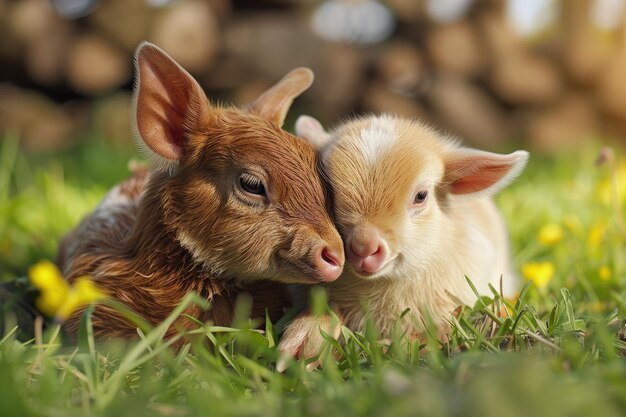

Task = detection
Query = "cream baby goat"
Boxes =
[278,114,528,366]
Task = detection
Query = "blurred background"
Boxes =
[2,0,626,154]
[2,0,626,278]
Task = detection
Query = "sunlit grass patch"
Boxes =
[498,147,625,308]
[0,137,625,417]
[0,134,132,280]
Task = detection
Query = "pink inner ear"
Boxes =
[444,149,528,196]
[136,95,186,160]
[134,43,208,161]
[447,160,512,194]
[295,115,330,149]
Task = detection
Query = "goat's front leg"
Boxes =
[276,309,343,372]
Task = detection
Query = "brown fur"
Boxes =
[58,44,343,343]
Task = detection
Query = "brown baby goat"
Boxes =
[57,42,344,341]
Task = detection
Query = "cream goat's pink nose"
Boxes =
[314,245,344,282]
[348,227,387,274]
[350,239,380,259]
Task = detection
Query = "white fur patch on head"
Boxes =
[358,115,398,166]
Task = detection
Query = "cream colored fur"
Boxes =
[325,197,512,336]
[278,114,527,366]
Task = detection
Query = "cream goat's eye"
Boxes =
[239,174,265,196]
[414,190,428,205]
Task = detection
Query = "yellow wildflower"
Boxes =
[522,261,555,290]
[28,260,105,321]
[29,260,70,317]
[54,277,105,320]
[590,301,607,313]
[587,222,606,249]
[598,266,611,281]
[538,223,563,245]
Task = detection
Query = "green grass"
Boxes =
[1,133,625,417]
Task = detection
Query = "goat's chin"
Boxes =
[267,264,328,285]
[275,275,323,285]
[220,260,328,285]
[347,255,399,281]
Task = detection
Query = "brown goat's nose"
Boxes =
[314,245,344,282]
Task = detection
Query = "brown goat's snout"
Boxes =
[312,243,344,282]
[282,229,345,283]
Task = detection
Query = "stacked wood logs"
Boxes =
[0,0,624,152]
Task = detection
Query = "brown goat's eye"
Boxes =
[239,174,266,196]
[413,190,428,205]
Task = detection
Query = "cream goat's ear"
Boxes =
[295,115,332,149]
[248,67,314,127]
[444,149,529,197]
[132,41,211,167]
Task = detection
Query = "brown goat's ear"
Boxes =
[248,67,314,127]
[132,41,211,168]
[444,149,529,197]
[295,115,332,149]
